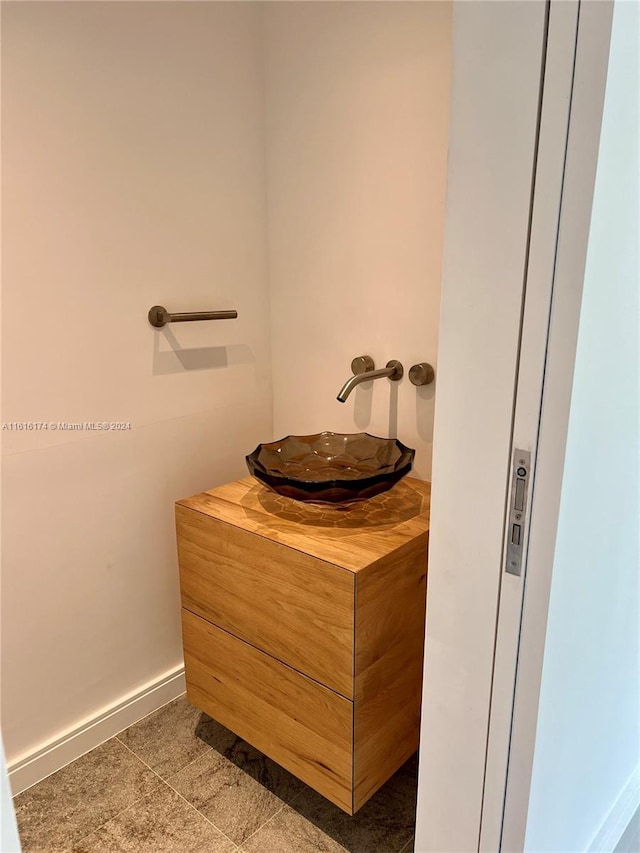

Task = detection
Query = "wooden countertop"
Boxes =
[177,475,430,573]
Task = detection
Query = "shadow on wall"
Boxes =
[353,374,436,449]
[352,380,402,437]
[151,326,255,374]
[416,382,436,444]
[353,383,373,431]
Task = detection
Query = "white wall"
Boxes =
[1,1,271,771]
[263,1,451,481]
[525,2,640,849]
[2,0,452,784]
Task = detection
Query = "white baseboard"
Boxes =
[8,665,185,796]
[588,765,640,853]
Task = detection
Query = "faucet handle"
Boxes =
[409,362,435,386]
[350,355,375,374]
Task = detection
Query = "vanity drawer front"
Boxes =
[176,505,355,698]
[182,608,354,813]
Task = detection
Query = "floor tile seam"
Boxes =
[163,760,304,849]
[114,733,214,782]
[236,799,351,853]
[155,745,307,844]
[24,739,172,852]
[113,730,295,848]
[285,785,305,807]
[234,799,291,850]
[115,737,239,848]
[397,837,415,853]
[152,739,300,841]
[67,788,167,852]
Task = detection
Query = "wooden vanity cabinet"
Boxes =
[175,476,430,814]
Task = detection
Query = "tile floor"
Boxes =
[14,695,417,853]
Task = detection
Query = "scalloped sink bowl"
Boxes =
[246,432,415,504]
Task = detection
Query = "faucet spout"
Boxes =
[337,360,403,403]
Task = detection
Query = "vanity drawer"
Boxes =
[182,608,354,813]
[176,505,355,698]
[176,477,431,814]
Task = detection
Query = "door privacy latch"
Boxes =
[506,449,531,576]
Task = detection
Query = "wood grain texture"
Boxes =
[181,609,354,813]
[176,476,430,814]
[177,476,430,573]
[353,535,428,810]
[176,505,355,698]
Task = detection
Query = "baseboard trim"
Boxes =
[8,665,185,796]
[588,765,640,853]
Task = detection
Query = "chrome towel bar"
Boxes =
[148,305,238,328]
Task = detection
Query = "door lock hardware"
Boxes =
[506,449,531,576]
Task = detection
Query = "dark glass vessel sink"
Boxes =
[246,432,415,504]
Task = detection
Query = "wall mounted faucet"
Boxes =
[337,356,403,403]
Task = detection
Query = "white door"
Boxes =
[495,1,638,850]
[415,1,617,850]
